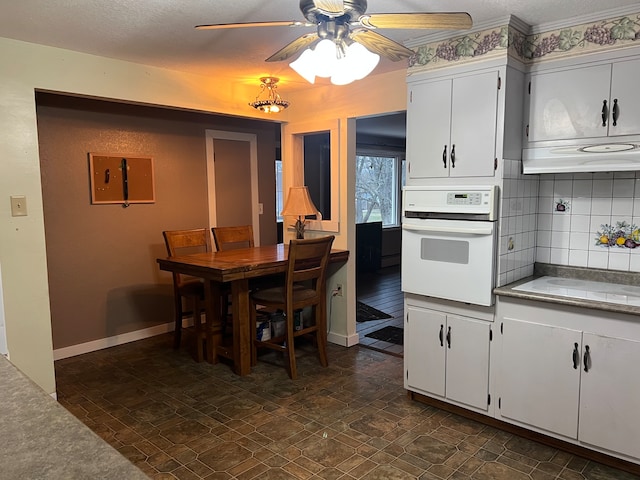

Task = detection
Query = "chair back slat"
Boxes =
[163,229,210,286]
[212,225,255,251]
[286,236,334,306]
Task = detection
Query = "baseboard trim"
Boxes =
[53,321,184,360]
[328,331,360,347]
[408,391,640,477]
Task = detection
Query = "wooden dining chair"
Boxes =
[162,228,219,362]
[211,225,256,332]
[212,225,254,251]
[249,235,335,379]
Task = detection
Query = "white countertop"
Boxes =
[512,276,640,308]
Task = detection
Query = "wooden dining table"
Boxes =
[157,243,349,376]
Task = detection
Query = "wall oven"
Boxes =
[401,186,499,306]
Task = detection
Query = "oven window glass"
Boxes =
[420,238,469,264]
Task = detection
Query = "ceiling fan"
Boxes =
[195,0,472,63]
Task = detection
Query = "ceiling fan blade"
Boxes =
[266,33,320,62]
[195,20,311,30]
[314,0,345,15]
[350,29,414,62]
[358,12,472,30]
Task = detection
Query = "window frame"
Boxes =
[355,146,406,229]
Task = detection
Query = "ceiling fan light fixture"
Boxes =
[289,49,317,83]
[313,39,339,77]
[289,38,380,85]
[249,76,290,113]
[335,42,380,84]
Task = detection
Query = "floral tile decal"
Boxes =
[409,12,640,72]
[595,221,639,249]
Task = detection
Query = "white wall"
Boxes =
[0,36,407,393]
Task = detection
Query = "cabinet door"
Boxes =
[407,79,452,179]
[528,64,611,142]
[405,306,446,397]
[445,315,491,411]
[609,58,640,137]
[449,71,498,177]
[579,333,640,460]
[499,318,581,438]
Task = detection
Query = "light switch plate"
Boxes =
[10,195,27,217]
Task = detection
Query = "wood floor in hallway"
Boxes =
[356,265,403,356]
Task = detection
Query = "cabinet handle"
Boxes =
[451,144,456,168]
[612,99,619,126]
[442,145,447,168]
[446,326,451,349]
[583,345,591,372]
[439,324,444,347]
[601,100,608,126]
[572,343,579,369]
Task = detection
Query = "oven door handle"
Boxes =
[402,224,493,235]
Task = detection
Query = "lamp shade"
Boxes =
[280,186,319,217]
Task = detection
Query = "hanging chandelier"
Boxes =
[249,77,290,113]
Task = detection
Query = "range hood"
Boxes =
[522,142,640,174]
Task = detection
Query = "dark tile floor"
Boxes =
[55,333,640,480]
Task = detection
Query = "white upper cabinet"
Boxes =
[407,69,499,179]
[527,57,640,143]
[609,58,640,137]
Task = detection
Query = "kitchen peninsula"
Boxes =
[0,356,147,479]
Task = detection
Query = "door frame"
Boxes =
[205,129,260,246]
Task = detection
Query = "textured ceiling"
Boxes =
[1,0,639,93]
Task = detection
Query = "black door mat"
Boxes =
[365,325,403,345]
[356,301,392,322]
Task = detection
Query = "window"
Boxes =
[355,151,405,227]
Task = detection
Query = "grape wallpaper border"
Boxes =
[408,12,640,72]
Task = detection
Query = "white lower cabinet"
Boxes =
[579,333,640,460]
[499,318,581,438]
[496,298,640,464]
[405,304,492,412]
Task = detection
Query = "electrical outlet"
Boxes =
[335,284,343,296]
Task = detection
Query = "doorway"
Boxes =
[354,112,406,355]
[205,130,260,245]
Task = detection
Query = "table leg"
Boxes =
[203,280,221,364]
[231,279,251,376]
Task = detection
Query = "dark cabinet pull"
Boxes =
[446,326,451,349]
[612,99,619,126]
[451,144,456,168]
[601,100,608,126]
[442,145,447,168]
[572,343,579,369]
[583,345,591,372]
[439,324,444,347]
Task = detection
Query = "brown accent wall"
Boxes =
[36,94,278,350]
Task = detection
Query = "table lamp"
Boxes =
[280,186,319,239]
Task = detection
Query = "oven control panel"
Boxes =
[446,192,484,206]
[402,185,499,220]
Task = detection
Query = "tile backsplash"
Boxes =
[497,165,640,287]
[536,171,640,273]
[498,159,539,286]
